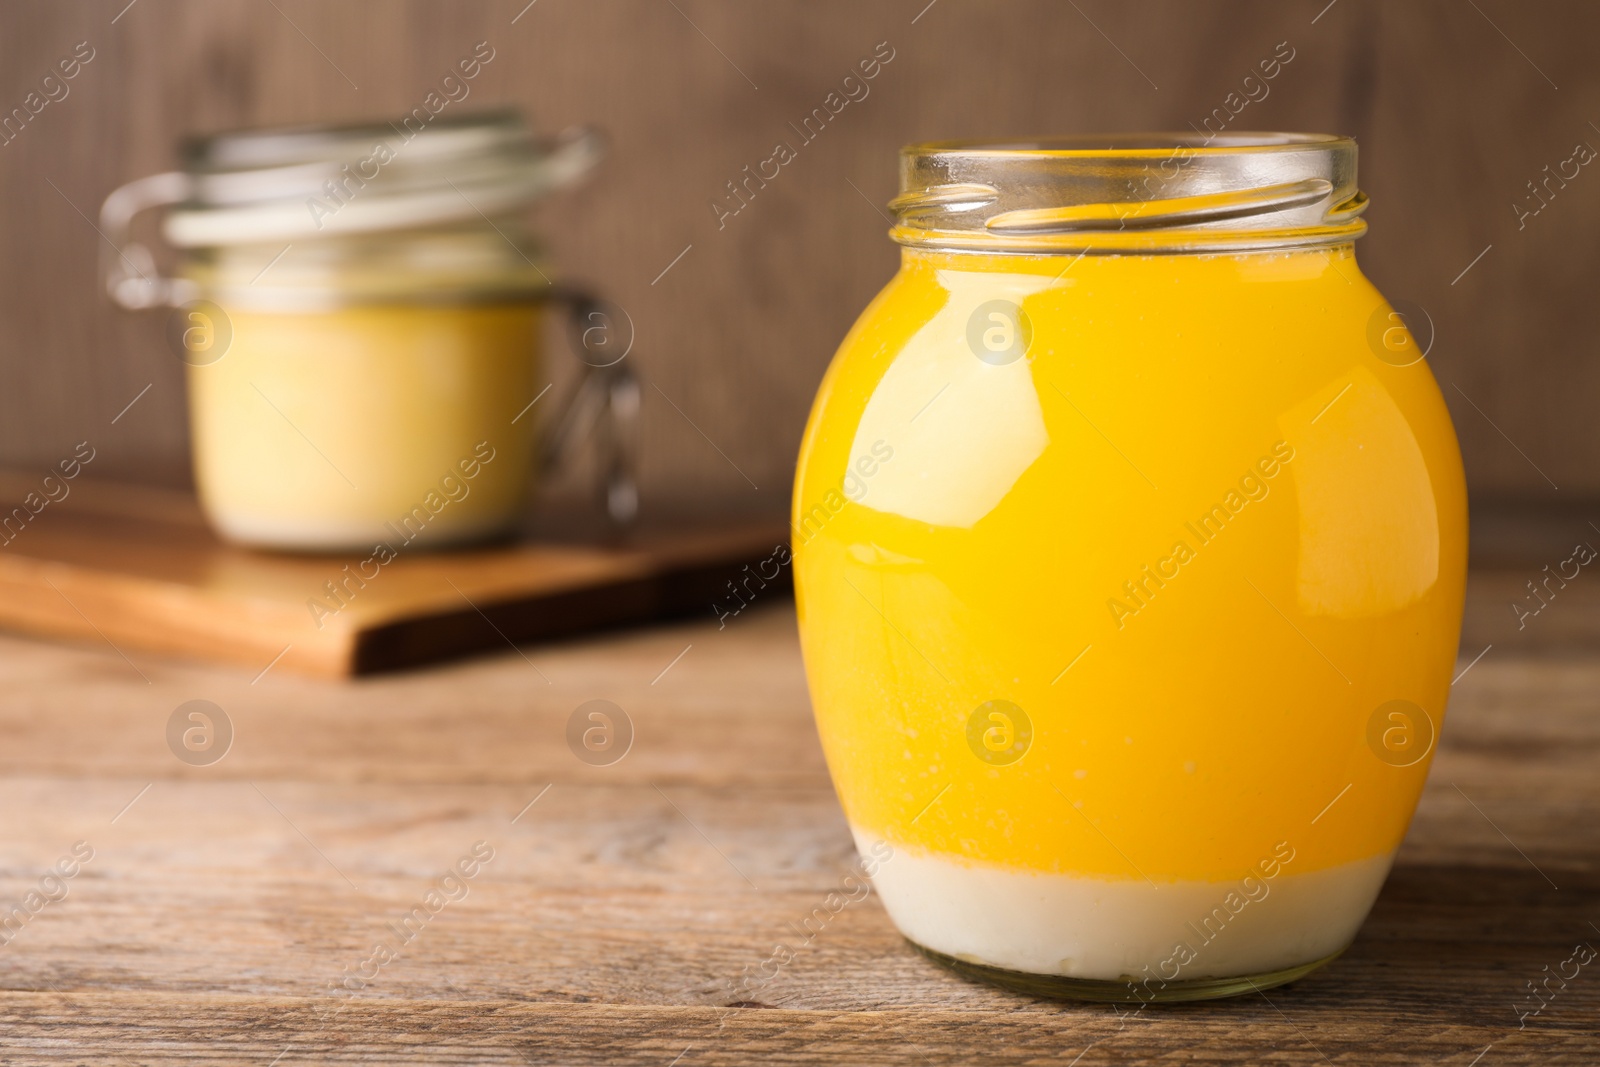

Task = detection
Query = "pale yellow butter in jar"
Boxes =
[190,300,536,548]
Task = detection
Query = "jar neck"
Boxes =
[899,243,1360,272]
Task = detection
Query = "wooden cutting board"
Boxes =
[0,472,789,678]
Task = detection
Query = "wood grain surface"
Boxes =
[0,472,788,678]
[1,0,1597,510]
[0,567,1595,1063]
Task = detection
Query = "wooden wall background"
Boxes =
[0,0,1592,517]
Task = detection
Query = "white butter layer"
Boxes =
[854,827,1393,983]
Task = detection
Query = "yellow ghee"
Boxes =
[793,245,1466,980]
[189,302,540,550]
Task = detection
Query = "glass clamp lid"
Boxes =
[99,108,604,309]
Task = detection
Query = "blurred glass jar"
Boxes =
[101,109,636,551]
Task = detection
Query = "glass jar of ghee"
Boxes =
[101,109,630,550]
[793,134,1467,1001]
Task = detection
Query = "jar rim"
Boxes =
[181,107,529,173]
[891,131,1365,254]
[904,131,1352,158]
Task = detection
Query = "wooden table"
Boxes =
[0,566,1595,1064]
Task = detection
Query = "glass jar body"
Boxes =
[792,245,1467,999]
